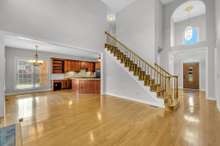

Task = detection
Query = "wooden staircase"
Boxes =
[105,32,179,110]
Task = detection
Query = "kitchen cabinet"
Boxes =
[95,62,101,70]
[53,79,71,90]
[72,78,100,94]
[64,60,80,72]
[71,61,81,72]
[88,62,95,72]
[80,61,88,70]
[62,59,96,73]
[52,59,64,74]
[80,61,95,72]
[64,60,71,73]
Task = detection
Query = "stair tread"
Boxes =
[105,43,179,111]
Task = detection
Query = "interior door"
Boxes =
[183,63,199,89]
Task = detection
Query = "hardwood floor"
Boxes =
[1,89,220,146]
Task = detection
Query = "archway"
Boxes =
[170,0,206,47]
[169,0,208,92]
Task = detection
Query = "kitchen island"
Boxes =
[71,78,100,94]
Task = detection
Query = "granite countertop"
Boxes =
[70,77,101,80]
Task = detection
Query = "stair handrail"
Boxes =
[105,32,179,108]
[154,63,174,77]
[105,32,167,78]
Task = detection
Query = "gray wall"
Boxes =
[0,0,107,52]
[174,15,206,46]
[116,0,159,63]
[215,0,220,110]
[5,47,95,95]
[160,0,216,100]
[155,0,164,63]
[0,35,5,117]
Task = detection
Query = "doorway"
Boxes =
[183,63,200,89]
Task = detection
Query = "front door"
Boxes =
[183,63,199,89]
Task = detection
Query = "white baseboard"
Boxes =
[6,89,52,96]
[207,97,216,101]
[104,92,165,108]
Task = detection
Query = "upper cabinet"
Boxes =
[63,60,95,73]
[72,61,81,72]
[64,60,71,73]
[52,59,64,74]
[95,62,101,70]
[88,62,95,72]
[80,61,95,72]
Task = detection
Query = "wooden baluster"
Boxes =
[176,76,178,99]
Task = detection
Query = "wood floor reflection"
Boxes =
[1,89,220,146]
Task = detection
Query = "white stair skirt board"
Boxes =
[105,50,165,108]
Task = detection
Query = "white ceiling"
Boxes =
[4,35,99,60]
[101,0,137,13]
[172,1,206,23]
[101,0,175,13]
[160,0,175,4]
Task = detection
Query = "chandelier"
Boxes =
[29,45,43,66]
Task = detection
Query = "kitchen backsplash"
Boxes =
[64,69,95,78]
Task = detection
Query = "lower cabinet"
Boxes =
[53,80,72,90]
[72,79,100,94]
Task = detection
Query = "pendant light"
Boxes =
[31,45,43,66]
[184,3,194,43]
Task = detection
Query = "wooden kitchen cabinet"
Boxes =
[80,61,95,72]
[53,80,71,90]
[88,62,95,72]
[61,80,72,89]
[95,62,101,70]
[64,60,81,72]
[72,79,100,94]
[80,61,88,70]
[64,60,71,73]
[71,61,81,72]
[62,59,96,73]
[52,59,64,74]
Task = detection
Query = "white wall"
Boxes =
[104,51,164,107]
[173,50,207,90]
[215,0,220,110]
[116,0,158,63]
[0,35,5,117]
[0,0,107,52]
[155,0,164,63]
[161,0,216,100]
[174,15,206,46]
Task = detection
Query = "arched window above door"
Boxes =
[183,26,199,45]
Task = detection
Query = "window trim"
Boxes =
[14,57,50,91]
[183,26,200,45]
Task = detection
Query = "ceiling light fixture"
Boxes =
[107,14,116,22]
[29,45,43,66]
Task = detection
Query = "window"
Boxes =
[16,59,49,90]
[183,26,199,45]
